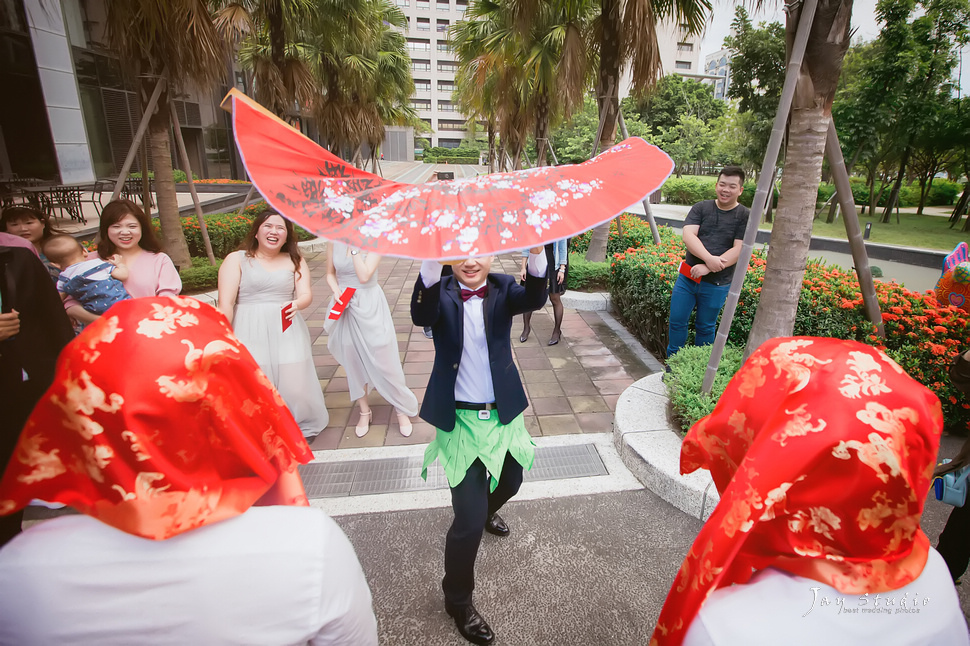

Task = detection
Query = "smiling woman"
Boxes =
[217,210,329,440]
[64,200,182,326]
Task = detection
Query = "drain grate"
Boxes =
[299,443,608,499]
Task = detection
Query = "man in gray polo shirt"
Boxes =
[666,166,749,360]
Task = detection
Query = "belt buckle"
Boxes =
[478,409,491,421]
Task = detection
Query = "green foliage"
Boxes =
[659,114,716,176]
[130,170,198,183]
[422,144,479,163]
[661,176,777,208]
[565,253,609,291]
[665,345,744,432]
[179,256,223,293]
[609,230,970,434]
[568,214,658,256]
[625,75,725,135]
[817,183,837,204]
[153,201,316,259]
[661,176,716,204]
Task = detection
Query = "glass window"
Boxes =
[675,61,691,70]
[414,79,431,91]
[677,41,693,52]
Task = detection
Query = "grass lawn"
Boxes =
[757,208,968,252]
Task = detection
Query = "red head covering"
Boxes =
[0,297,314,540]
[652,337,942,646]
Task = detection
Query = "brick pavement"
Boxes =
[300,251,652,451]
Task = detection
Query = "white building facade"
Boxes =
[704,48,732,100]
[393,0,472,157]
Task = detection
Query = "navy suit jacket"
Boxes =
[411,268,547,431]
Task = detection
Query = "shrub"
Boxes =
[569,214,658,256]
[131,170,198,183]
[661,177,715,205]
[179,256,223,293]
[738,181,778,209]
[816,183,836,205]
[152,201,316,259]
[566,253,609,291]
[609,230,970,434]
[665,344,744,432]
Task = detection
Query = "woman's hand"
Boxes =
[557,266,566,285]
[334,287,346,305]
[284,300,299,320]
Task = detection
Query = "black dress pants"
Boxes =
[938,502,970,582]
[443,452,523,608]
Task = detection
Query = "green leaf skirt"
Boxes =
[421,409,535,492]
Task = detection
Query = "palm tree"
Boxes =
[307,0,416,162]
[584,0,711,261]
[521,0,598,166]
[212,0,316,116]
[744,0,853,351]
[105,0,228,268]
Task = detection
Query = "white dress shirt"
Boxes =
[420,252,547,404]
[682,549,968,646]
[0,507,378,646]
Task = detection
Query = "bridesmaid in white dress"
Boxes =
[325,242,418,437]
[217,211,329,439]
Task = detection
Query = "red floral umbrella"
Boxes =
[224,89,674,260]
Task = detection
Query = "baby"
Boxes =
[42,235,131,317]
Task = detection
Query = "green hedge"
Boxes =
[569,214,659,256]
[661,177,779,208]
[609,226,970,434]
[424,155,479,164]
[179,256,223,292]
[153,201,316,259]
[565,253,609,291]
[665,344,744,432]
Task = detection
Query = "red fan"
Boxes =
[224,89,673,260]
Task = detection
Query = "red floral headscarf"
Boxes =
[652,337,942,646]
[0,297,314,540]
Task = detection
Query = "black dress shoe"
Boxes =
[446,604,494,645]
[484,513,510,537]
[547,333,561,346]
[519,330,529,343]
[424,326,433,339]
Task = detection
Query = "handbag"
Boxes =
[934,459,970,507]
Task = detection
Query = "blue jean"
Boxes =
[666,274,731,359]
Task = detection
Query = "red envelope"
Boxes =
[328,288,356,320]
[679,260,702,284]
[281,303,293,332]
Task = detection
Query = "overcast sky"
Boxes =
[698,0,969,95]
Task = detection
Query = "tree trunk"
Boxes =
[747,106,831,352]
[585,0,621,263]
[950,182,970,227]
[267,3,287,117]
[147,101,190,269]
[487,121,495,174]
[880,145,909,223]
[916,173,932,215]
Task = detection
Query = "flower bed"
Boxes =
[610,225,970,434]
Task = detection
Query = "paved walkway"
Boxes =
[299,250,651,451]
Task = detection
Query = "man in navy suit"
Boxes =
[412,247,547,645]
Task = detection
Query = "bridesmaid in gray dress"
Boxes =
[325,242,418,437]
[217,212,329,439]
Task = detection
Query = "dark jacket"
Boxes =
[411,268,547,431]
[0,246,74,468]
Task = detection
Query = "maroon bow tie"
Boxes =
[460,285,488,301]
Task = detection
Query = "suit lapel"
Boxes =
[482,274,497,340]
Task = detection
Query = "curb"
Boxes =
[612,372,719,521]
[562,290,610,311]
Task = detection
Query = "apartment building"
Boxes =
[618,20,703,98]
[397,0,471,153]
